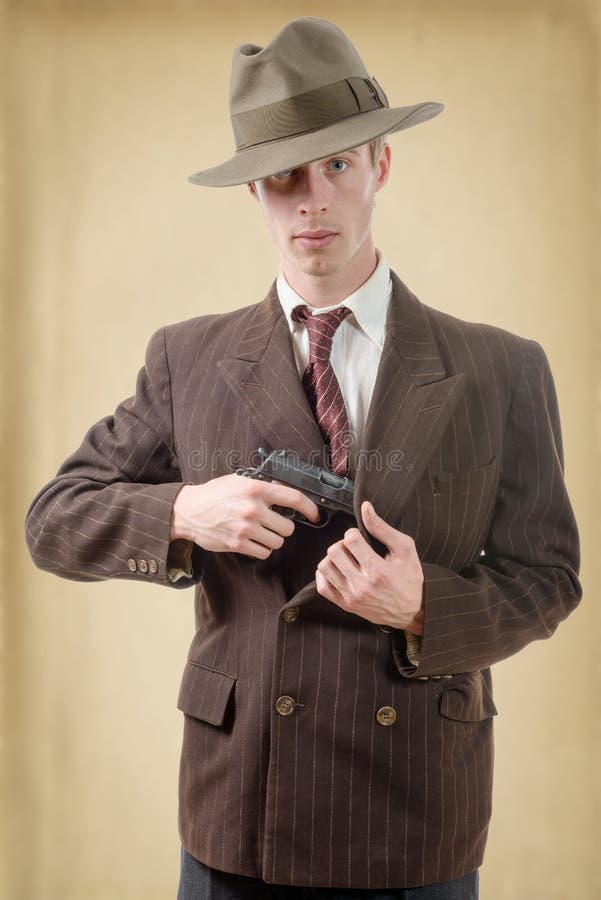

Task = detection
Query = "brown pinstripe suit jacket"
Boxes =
[25,270,581,889]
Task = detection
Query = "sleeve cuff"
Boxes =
[404,630,422,666]
[167,539,195,583]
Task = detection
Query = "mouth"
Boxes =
[293,230,338,249]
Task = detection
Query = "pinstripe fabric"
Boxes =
[24,270,581,889]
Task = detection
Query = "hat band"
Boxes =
[232,76,388,151]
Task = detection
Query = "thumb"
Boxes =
[361,500,391,536]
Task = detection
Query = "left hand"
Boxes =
[315,500,424,634]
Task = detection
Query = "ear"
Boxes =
[374,143,391,193]
[247,181,259,200]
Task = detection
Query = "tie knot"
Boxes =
[291,304,352,361]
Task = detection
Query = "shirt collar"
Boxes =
[276,249,391,349]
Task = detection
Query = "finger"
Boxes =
[250,523,289,550]
[266,481,321,523]
[325,542,361,582]
[236,537,280,560]
[317,555,348,596]
[316,568,347,606]
[341,527,376,567]
[260,506,296,538]
[230,519,289,554]
[360,501,408,551]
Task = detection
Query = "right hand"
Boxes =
[169,474,321,559]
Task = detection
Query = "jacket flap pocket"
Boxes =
[439,672,498,722]
[433,457,499,495]
[177,661,236,726]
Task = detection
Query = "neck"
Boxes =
[281,238,378,309]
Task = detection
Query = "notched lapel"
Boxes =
[218,283,325,461]
[354,272,466,549]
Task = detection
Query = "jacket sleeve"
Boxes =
[24,327,203,589]
[394,339,582,677]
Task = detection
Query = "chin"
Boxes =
[298,254,342,277]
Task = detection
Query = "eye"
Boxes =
[329,159,349,172]
[273,168,297,179]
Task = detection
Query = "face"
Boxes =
[247,141,391,286]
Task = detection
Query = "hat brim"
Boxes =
[187,101,444,188]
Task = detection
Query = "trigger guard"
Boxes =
[272,505,329,528]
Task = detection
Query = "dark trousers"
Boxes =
[177,848,479,900]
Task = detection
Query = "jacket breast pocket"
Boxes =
[432,457,499,498]
[177,660,236,727]
[438,671,498,722]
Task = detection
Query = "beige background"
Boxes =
[3,0,600,897]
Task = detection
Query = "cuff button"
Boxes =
[127,558,137,572]
[149,560,158,574]
[138,559,149,574]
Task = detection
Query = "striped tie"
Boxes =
[291,304,352,475]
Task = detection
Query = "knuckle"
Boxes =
[289,488,305,508]
[370,567,386,587]
[237,521,253,539]
[244,478,262,496]
[240,500,257,520]
[400,533,416,551]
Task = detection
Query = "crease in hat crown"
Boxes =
[230,18,369,115]
[188,17,444,188]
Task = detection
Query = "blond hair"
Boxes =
[368,134,388,166]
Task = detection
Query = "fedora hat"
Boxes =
[188,17,444,188]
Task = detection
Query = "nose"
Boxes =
[296,167,328,217]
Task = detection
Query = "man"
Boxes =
[25,16,581,900]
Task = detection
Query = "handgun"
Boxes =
[236,448,355,528]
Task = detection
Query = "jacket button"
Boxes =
[148,560,158,574]
[282,606,300,623]
[127,558,137,572]
[275,695,296,716]
[138,559,149,574]
[376,706,397,726]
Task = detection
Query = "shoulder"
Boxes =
[392,273,553,408]
[389,268,545,378]
[163,298,267,345]
[144,287,277,363]
[421,300,546,381]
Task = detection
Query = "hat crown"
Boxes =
[230,17,369,116]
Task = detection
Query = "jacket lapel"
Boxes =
[353,271,465,548]
[218,281,325,460]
